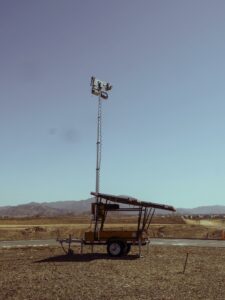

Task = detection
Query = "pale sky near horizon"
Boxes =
[1,0,225,208]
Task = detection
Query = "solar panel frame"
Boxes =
[91,192,176,212]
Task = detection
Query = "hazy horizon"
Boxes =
[0,196,225,210]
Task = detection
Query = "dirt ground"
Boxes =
[0,245,224,300]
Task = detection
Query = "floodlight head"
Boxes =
[90,76,112,99]
[90,76,95,86]
[92,88,99,96]
[101,91,108,99]
[106,83,112,91]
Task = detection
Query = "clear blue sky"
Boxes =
[1,0,225,208]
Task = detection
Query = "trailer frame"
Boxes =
[58,192,175,257]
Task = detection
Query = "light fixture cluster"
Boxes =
[90,76,112,100]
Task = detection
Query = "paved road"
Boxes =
[0,238,225,249]
[151,238,225,247]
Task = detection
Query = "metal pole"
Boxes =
[138,236,142,258]
[94,95,102,235]
[183,253,189,274]
[96,95,101,196]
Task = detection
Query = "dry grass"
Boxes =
[0,216,224,241]
[0,215,185,226]
[0,245,224,299]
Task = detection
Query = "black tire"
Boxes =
[107,240,124,257]
[123,243,131,255]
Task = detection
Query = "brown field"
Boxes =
[0,215,185,225]
[0,245,225,300]
[0,216,224,241]
[1,216,225,299]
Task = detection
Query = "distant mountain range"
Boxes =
[0,198,93,218]
[174,206,225,215]
[0,198,225,217]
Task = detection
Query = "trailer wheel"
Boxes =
[107,240,124,257]
[123,243,131,255]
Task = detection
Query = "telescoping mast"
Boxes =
[90,76,112,234]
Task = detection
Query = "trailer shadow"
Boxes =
[35,253,139,263]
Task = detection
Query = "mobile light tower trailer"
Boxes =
[58,77,176,257]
